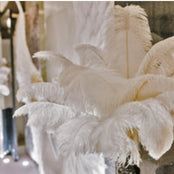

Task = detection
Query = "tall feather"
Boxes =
[14,2,42,88]
[137,36,174,76]
[73,2,113,50]
[73,1,127,70]
[110,5,152,78]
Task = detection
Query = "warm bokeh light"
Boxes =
[3,158,10,164]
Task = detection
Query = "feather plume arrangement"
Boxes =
[15,96,174,166]
[18,51,174,171]
[14,2,174,174]
[17,53,174,117]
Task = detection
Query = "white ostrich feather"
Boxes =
[73,2,113,50]
[137,36,174,76]
[75,44,107,69]
[139,99,173,160]
[91,104,141,166]
[110,5,152,78]
[73,1,129,72]
[16,82,63,104]
[14,102,90,131]
[63,153,106,174]
[14,2,42,87]
[91,99,173,165]
[14,3,174,174]
[52,116,98,157]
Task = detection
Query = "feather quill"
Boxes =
[110,5,152,78]
[14,2,42,88]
